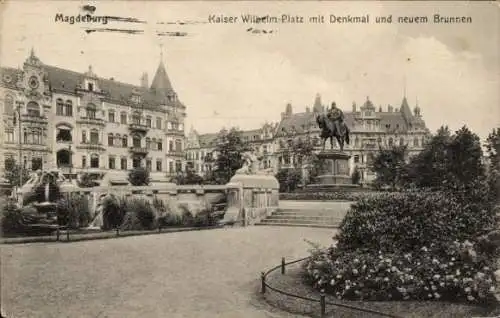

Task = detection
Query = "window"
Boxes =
[82,130,87,143]
[86,105,96,119]
[56,99,64,115]
[88,83,94,91]
[108,133,114,146]
[146,117,152,128]
[122,135,128,147]
[133,158,141,168]
[146,159,152,171]
[90,129,99,144]
[175,139,182,152]
[156,160,162,171]
[6,130,14,143]
[108,156,115,169]
[23,130,28,144]
[354,155,360,163]
[400,137,405,146]
[175,160,182,172]
[90,154,99,168]
[388,137,394,146]
[31,157,43,170]
[167,122,172,130]
[146,138,151,149]
[120,158,127,170]
[133,136,141,148]
[4,94,14,115]
[169,141,174,151]
[157,140,163,151]
[156,118,162,129]
[120,112,127,124]
[82,156,87,168]
[169,161,174,173]
[56,128,72,142]
[108,111,115,122]
[26,101,40,116]
[132,114,141,125]
[65,100,73,116]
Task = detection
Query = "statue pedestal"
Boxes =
[307,150,358,191]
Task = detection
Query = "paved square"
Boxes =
[1,227,336,318]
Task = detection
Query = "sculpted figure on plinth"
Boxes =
[316,102,350,152]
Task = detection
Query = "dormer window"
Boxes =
[132,95,141,103]
[88,83,94,91]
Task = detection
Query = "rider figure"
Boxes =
[327,102,344,134]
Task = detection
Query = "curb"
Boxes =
[1,226,224,245]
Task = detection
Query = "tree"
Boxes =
[444,126,485,187]
[403,126,452,189]
[3,158,29,187]
[172,165,204,185]
[128,167,151,186]
[370,144,408,190]
[485,127,500,203]
[351,166,361,185]
[77,172,100,188]
[204,128,252,184]
[275,168,302,193]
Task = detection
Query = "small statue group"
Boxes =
[235,152,273,176]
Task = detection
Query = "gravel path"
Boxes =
[1,226,336,318]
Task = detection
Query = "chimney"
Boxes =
[388,105,393,112]
[285,103,293,116]
[305,106,310,113]
[352,102,357,112]
[141,72,149,88]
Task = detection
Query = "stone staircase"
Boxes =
[256,201,351,228]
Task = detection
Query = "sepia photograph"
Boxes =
[0,1,499,317]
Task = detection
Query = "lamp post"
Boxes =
[14,101,24,187]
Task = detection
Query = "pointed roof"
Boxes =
[400,96,414,121]
[150,60,174,95]
[313,93,323,112]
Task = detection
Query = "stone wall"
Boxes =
[25,180,279,226]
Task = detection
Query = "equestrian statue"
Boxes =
[316,102,350,152]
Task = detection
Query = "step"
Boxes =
[272,211,347,218]
[259,218,342,226]
[268,215,343,222]
[255,222,338,229]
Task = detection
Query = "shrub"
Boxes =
[119,198,156,230]
[279,191,385,202]
[56,194,91,229]
[336,190,496,254]
[305,188,498,305]
[305,243,497,304]
[0,198,23,234]
[77,173,100,188]
[128,167,150,186]
[158,213,183,227]
[101,195,124,230]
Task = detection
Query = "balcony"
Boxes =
[166,129,185,136]
[167,150,184,158]
[129,123,149,134]
[21,114,48,125]
[76,142,106,152]
[76,117,106,126]
[4,142,50,152]
[129,147,148,156]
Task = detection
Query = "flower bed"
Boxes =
[279,191,391,202]
[304,189,499,305]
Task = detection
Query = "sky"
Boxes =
[1,1,499,141]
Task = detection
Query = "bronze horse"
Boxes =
[316,114,350,152]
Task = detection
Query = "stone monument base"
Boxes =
[306,150,357,191]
